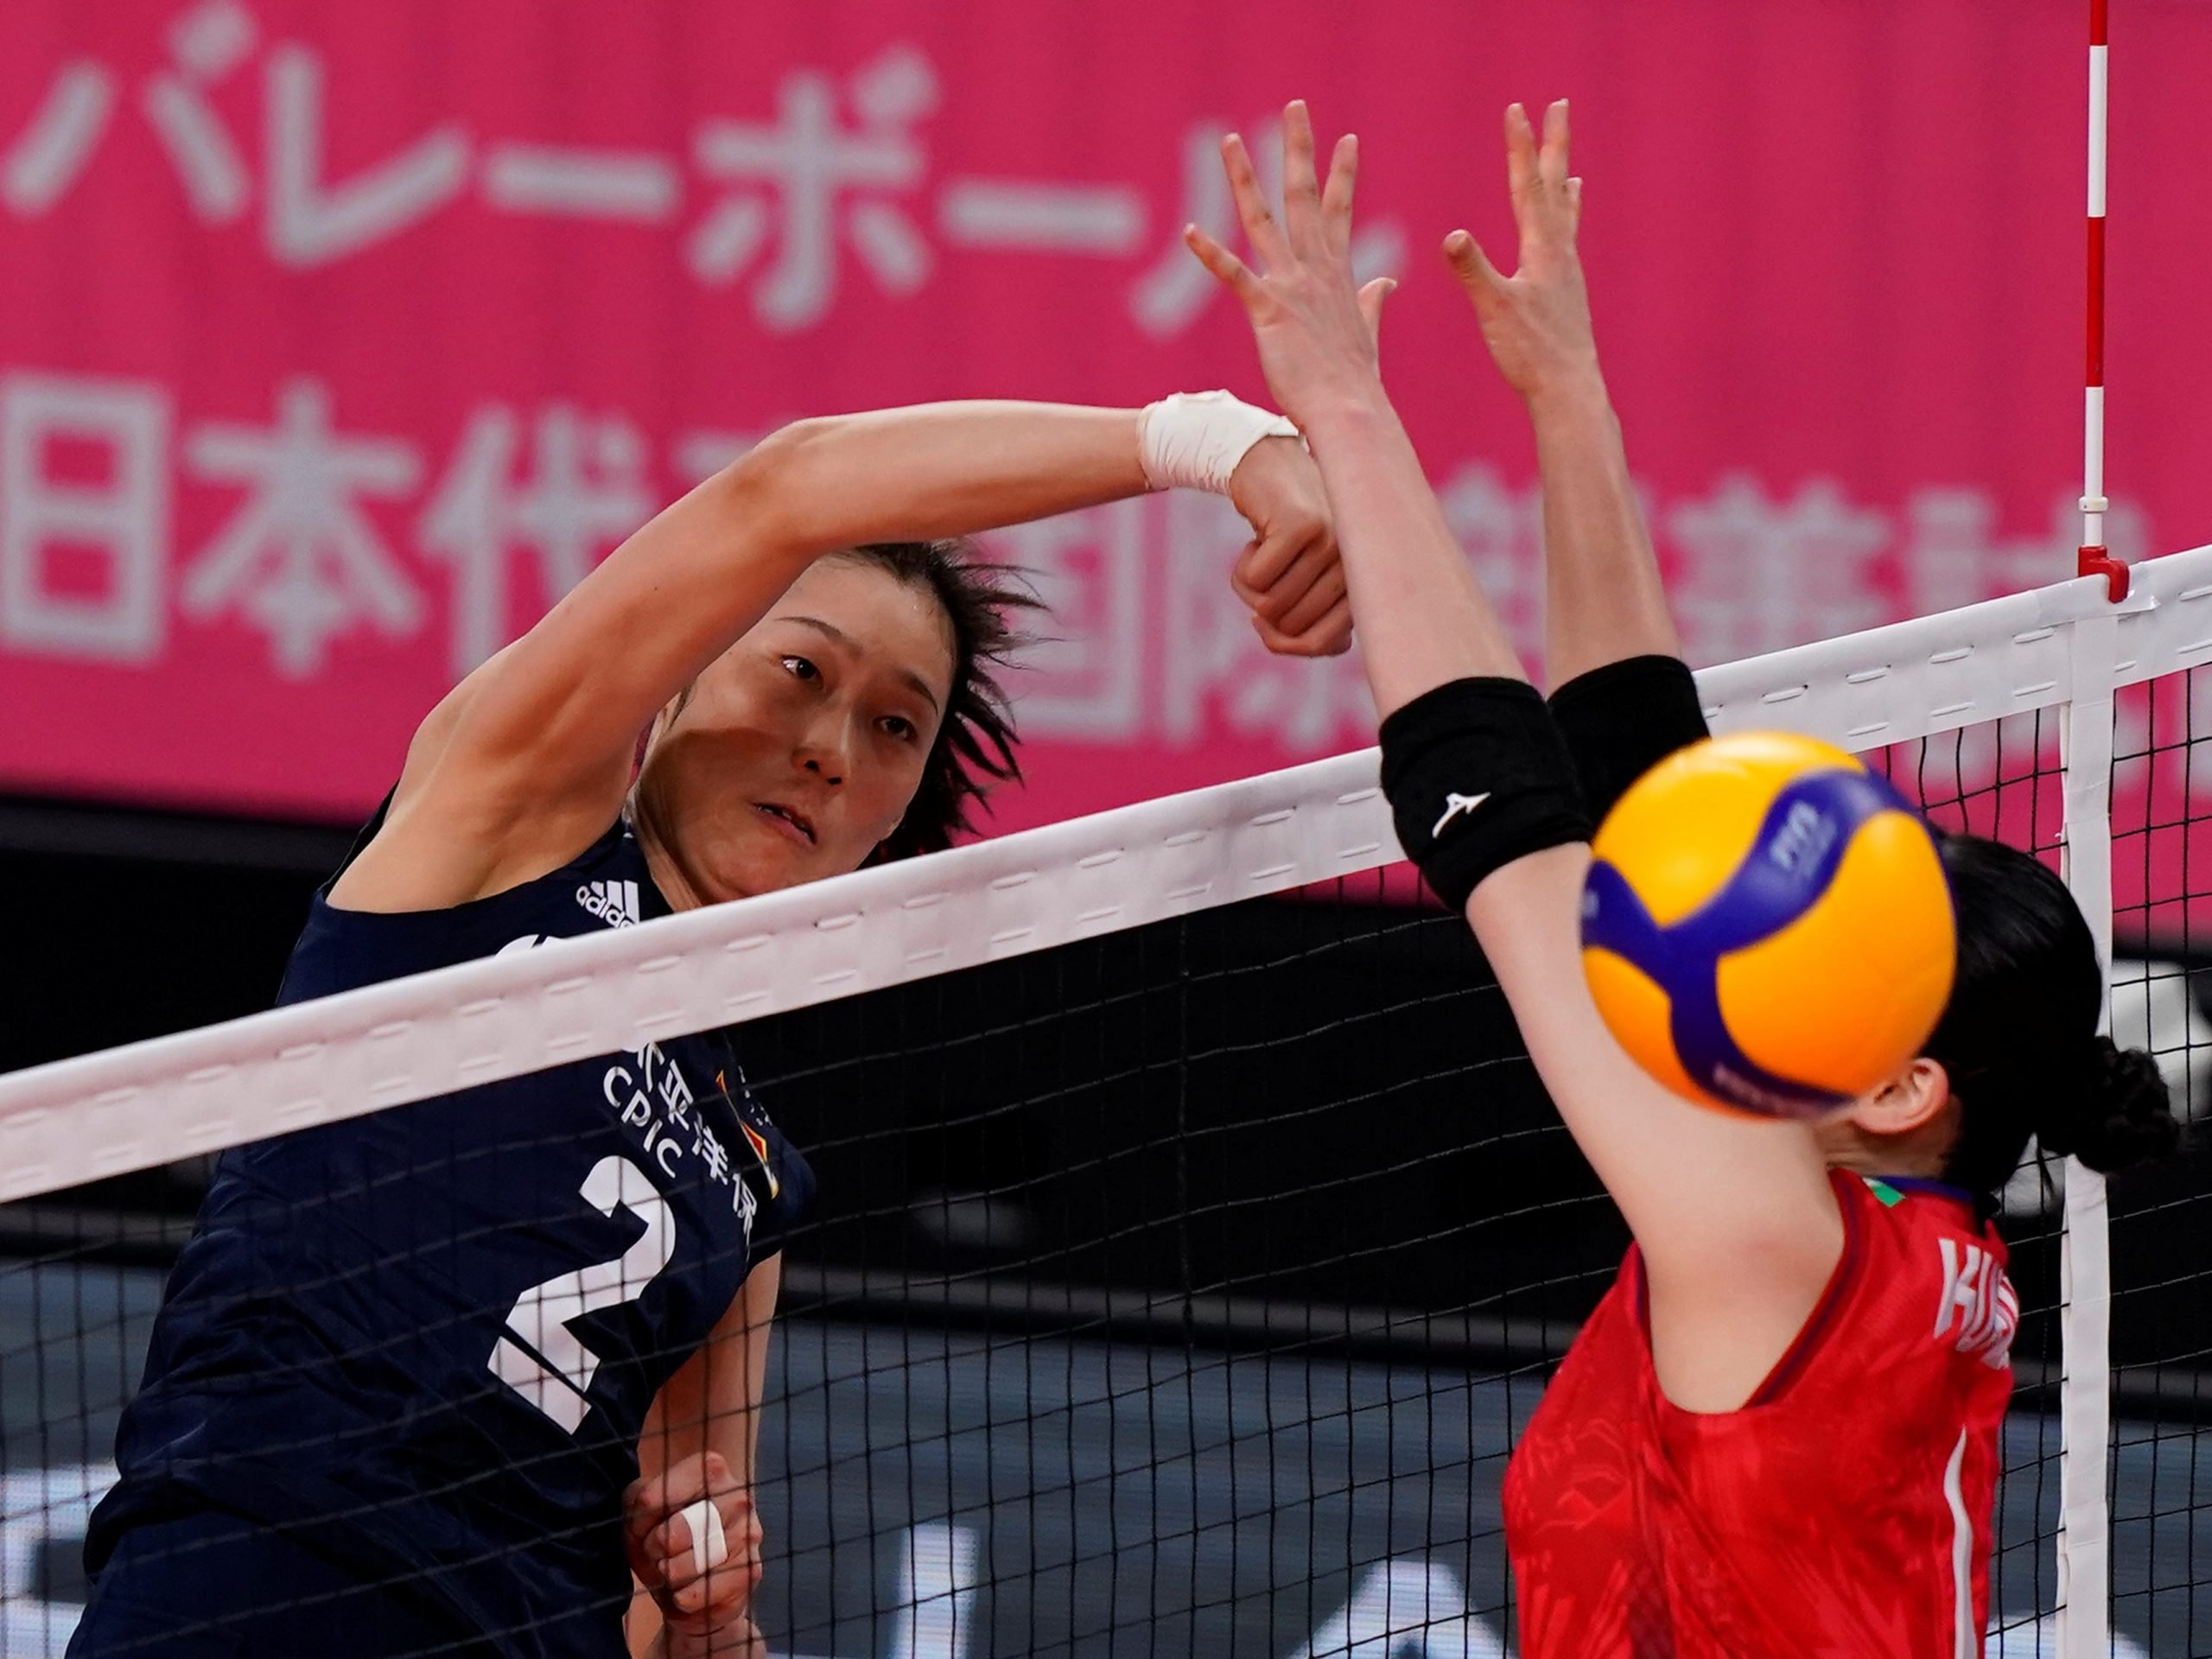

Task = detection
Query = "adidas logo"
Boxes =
[575,880,641,928]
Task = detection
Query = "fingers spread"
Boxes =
[1220,132,1285,264]
[1503,99,1579,248]
[1539,99,1571,190]
[1281,100,1323,248]
[1184,224,1262,305]
[1321,132,1361,252]
[1443,230,1505,299]
[1503,102,1538,213]
[1356,276,1395,348]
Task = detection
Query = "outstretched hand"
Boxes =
[1184,101,1395,431]
[1443,100,1602,404]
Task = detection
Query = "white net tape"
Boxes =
[1,542,2206,1212]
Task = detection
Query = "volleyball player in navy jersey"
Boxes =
[1190,100,2179,1653]
[73,400,1353,1659]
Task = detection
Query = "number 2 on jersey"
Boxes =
[487,1155,676,1433]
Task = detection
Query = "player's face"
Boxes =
[639,557,955,902]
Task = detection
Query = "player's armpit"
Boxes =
[1465,844,1847,1408]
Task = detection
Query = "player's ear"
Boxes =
[1851,1056,1953,1137]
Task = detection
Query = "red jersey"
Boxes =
[1503,1171,2018,1658]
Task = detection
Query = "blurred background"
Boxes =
[3,2,2212,1655]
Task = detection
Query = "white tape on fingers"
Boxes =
[678,1496,728,1579]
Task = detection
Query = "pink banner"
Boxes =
[3,1,2209,844]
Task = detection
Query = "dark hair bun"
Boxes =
[2035,1037,2183,1173]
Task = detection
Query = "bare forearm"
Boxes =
[440,403,1144,815]
[1301,389,1526,718]
[602,402,1146,698]
[1530,375,1680,686]
[741,403,1145,553]
[730,1256,778,1495]
[642,1258,778,1487]
[627,1261,781,1659]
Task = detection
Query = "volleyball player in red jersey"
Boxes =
[1187,99,2179,1654]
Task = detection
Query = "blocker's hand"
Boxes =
[626,1451,766,1658]
[1226,434,1352,657]
[1443,100,1602,404]
[1184,100,1395,433]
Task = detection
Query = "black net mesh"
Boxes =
[1875,710,2075,1655]
[736,865,1574,1658]
[2107,669,2212,1654]
[0,712,2204,1656]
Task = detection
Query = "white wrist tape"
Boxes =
[679,1497,728,1577]
[1136,390,1299,495]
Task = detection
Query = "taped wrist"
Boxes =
[1136,390,1300,494]
[1547,654,1711,822]
[1378,677,1591,913]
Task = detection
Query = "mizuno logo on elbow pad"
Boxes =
[1431,792,1491,839]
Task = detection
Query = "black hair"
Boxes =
[1929,833,2181,1205]
[830,540,1042,860]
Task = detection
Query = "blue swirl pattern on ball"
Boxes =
[1580,766,1915,1117]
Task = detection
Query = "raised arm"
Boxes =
[1444,104,1709,825]
[335,400,1344,912]
[1187,103,1840,1411]
[1443,104,1678,683]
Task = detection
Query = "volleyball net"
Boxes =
[3,546,2211,1657]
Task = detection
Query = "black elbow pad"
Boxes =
[1378,677,1591,912]
[1546,655,1711,823]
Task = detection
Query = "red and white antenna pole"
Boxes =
[2080,0,2128,599]
[2058,14,2123,1653]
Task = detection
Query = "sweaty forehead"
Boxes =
[766,557,956,696]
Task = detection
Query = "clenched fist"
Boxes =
[1226,435,1354,657]
[626,1451,766,1658]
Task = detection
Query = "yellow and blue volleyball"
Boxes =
[1580,731,1956,1118]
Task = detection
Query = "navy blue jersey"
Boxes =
[85,814,814,1656]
